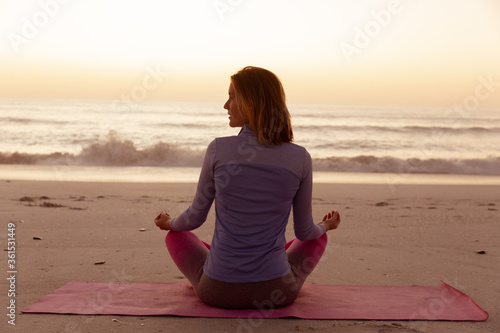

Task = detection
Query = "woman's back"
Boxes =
[204,125,319,282]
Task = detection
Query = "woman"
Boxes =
[154,66,340,309]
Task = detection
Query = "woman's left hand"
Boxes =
[154,212,173,231]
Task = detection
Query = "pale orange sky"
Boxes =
[1,0,499,108]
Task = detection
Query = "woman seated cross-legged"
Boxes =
[154,66,341,309]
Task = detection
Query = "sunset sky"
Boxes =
[1,0,499,107]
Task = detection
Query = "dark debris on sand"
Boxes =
[40,202,65,208]
[19,196,35,202]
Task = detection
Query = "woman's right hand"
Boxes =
[320,210,341,231]
[154,211,173,231]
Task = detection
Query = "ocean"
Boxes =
[1,98,499,184]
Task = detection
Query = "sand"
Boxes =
[1,179,498,333]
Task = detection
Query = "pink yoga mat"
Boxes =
[22,281,488,321]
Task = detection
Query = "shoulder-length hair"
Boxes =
[231,66,293,146]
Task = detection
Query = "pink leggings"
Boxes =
[165,231,328,309]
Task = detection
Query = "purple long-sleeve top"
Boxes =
[170,125,325,283]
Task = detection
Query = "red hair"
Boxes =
[231,66,293,146]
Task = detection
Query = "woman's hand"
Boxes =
[154,212,173,231]
[319,210,341,232]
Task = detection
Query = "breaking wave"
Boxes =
[312,155,500,175]
[0,132,499,175]
[0,132,204,167]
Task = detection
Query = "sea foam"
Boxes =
[1,132,498,175]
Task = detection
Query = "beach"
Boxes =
[2,179,498,333]
[2,0,500,331]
